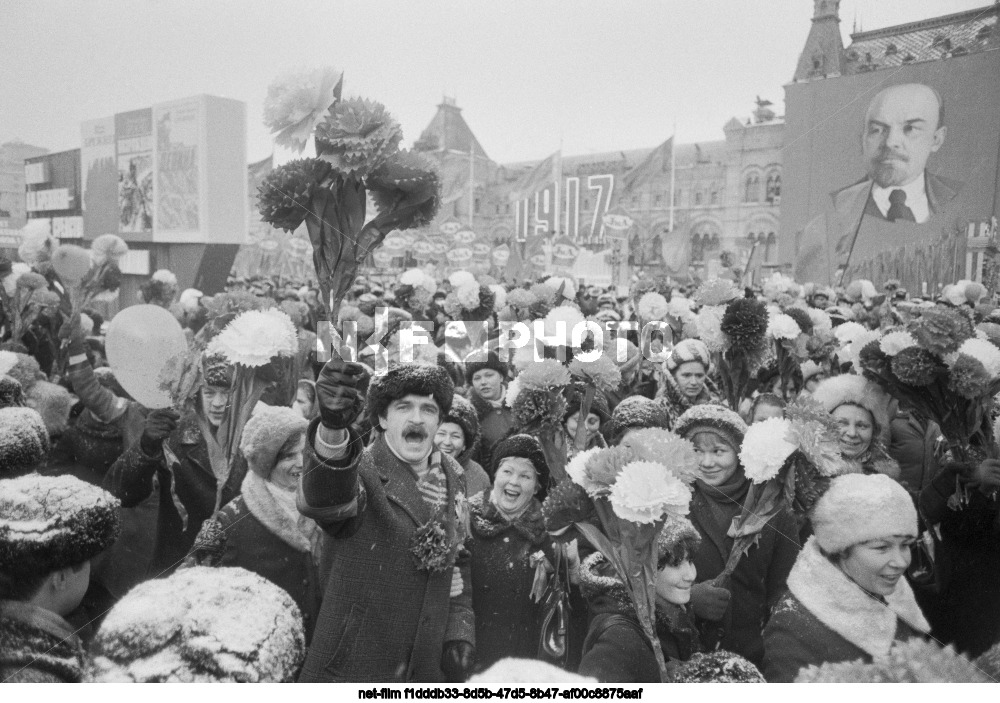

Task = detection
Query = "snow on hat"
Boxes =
[490,434,550,499]
[464,348,508,384]
[0,406,50,477]
[0,374,26,408]
[609,395,668,439]
[25,380,75,437]
[673,651,766,683]
[440,394,480,453]
[811,473,917,554]
[656,515,701,567]
[0,351,41,393]
[665,338,711,373]
[811,374,891,442]
[240,405,309,478]
[89,566,305,682]
[201,353,234,388]
[674,403,747,450]
[471,658,596,683]
[0,474,120,576]
[367,363,454,429]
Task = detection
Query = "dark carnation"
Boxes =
[891,346,939,386]
[947,354,992,399]
[315,98,403,177]
[367,149,441,230]
[410,519,454,572]
[257,158,332,232]
[858,339,891,376]
[512,387,567,432]
[541,480,595,534]
[909,307,974,357]
[720,297,768,348]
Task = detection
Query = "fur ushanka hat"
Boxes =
[464,349,508,384]
[0,405,51,477]
[89,566,304,682]
[674,403,748,451]
[811,374,892,442]
[490,434,550,500]
[811,473,917,555]
[240,405,309,478]
[439,394,480,453]
[0,474,120,576]
[0,374,26,409]
[367,362,455,429]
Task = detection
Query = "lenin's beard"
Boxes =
[868,146,910,188]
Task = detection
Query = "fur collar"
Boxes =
[241,472,313,553]
[468,489,546,543]
[787,537,929,658]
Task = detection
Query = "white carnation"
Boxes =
[695,305,729,353]
[504,377,522,408]
[767,313,802,341]
[489,284,507,312]
[638,292,669,321]
[449,270,477,288]
[834,321,867,345]
[807,308,833,333]
[609,461,692,523]
[879,331,917,357]
[847,329,882,371]
[957,338,1000,379]
[151,269,177,286]
[566,447,603,492]
[739,418,796,483]
[665,296,695,322]
[543,306,586,347]
[400,268,425,286]
[206,309,298,367]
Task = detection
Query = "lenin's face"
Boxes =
[862,84,946,188]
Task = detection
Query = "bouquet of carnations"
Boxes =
[766,306,812,400]
[713,397,852,585]
[692,284,770,409]
[856,305,1000,462]
[0,262,59,346]
[257,68,440,333]
[542,428,698,682]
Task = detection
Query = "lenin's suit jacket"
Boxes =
[794,172,964,285]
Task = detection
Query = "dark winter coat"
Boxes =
[689,475,800,668]
[187,471,323,643]
[103,412,246,578]
[763,537,930,682]
[467,489,551,670]
[888,411,939,498]
[0,601,85,683]
[469,390,518,473]
[297,425,475,683]
[577,553,700,682]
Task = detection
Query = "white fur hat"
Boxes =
[812,473,916,554]
[810,374,891,441]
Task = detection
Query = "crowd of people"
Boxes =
[1,241,1000,684]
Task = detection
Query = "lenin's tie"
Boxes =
[886,189,916,223]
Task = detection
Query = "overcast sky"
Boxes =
[0,0,986,164]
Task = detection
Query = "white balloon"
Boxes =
[106,305,188,409]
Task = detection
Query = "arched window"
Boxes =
[710,189,719,205]
[765,173,781,203]
[690,234,705,263]
[694,191,703,206]
[744,173,761,202]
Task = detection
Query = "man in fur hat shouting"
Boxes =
[297,358,476,683]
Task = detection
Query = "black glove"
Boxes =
[441,640,475,683]
[689,582,731,622]
[315,358,369,430]
[141,408,180,456]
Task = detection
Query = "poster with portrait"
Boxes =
[783,50,1000,290]
[116,108,154,234]
[154,97,201,234]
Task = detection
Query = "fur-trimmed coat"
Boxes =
[0,601,85,683]
[187,471,323,643]
[577,553,701,682]
[103,412,247,578]
[467,490,551,671]
[763,536,930,682]
[297,424,475,683]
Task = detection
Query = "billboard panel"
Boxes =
[115,108,153,235]
[154,97,201,237]
[81,117,118,239]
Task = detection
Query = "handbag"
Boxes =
[537,544,572,666]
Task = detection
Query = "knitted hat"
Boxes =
[464,349,508,384]
[656,515,701,567]
[811,374,891,441]
[25,380,75,437]
[811,473,917,554]
[0,375,26,409]
[665,338,711,373]
[608,395,668,440]
[490,434,550,500]
[0,406,50,477]
[89,566,304,682]
[367,363,455,429]
[0,474,120,577]
[674,403,748,450]
[563,386,612,425]
[240,405,309,478]
[440,394,480,453]
[201,353,234,388]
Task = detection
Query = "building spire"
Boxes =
[793,0,845,81]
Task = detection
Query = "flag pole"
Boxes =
[669,119,677,232]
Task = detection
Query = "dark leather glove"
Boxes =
[315,358,369,430]
[441,640,475,683]
[689,582,731,622]
[140,408,180,456]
